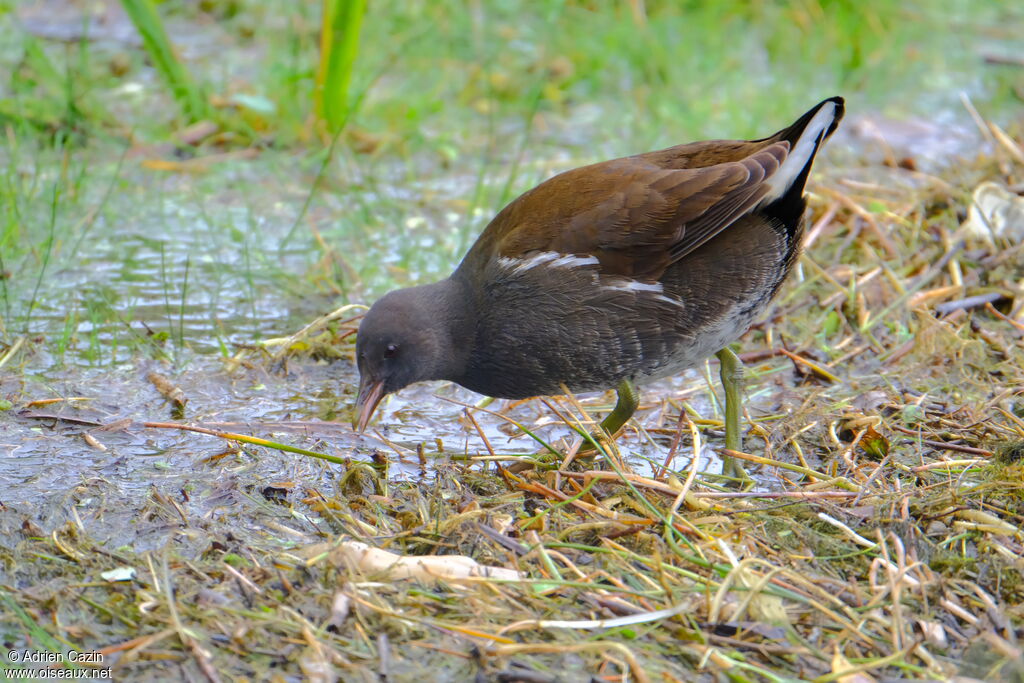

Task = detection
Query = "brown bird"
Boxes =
[354,97,844,478]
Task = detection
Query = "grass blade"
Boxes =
[315,0,366,135]
[120,0,210,122]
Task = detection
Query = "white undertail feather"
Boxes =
[761,100,839,204]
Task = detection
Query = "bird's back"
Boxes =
[452,98,845,398]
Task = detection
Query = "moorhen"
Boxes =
[354,96,845,478]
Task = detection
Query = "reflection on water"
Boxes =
[0,349,745,549]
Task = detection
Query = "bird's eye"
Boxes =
[384,343,398,359]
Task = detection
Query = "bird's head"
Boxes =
[354,282,465,431]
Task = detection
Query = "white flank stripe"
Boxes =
[655,294,684,307]
[499,251,599,273]
[762,100,838,203]
[603,281,684,308]
[618,280,663,293]
[549,254,599,268]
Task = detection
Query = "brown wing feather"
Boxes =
[667,144,787,261]
[462,140,791,281]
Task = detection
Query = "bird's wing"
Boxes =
[471,142,790,281]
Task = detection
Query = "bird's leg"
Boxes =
[599,379,640,437]
[715,347,752,484]
[569,379,638,460]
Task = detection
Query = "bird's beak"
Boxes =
[354,377,385,432]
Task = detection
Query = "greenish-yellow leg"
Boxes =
[572,379,638,458]
[599,379,640,437]
[715,347,751,484]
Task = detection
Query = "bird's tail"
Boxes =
[761,96,845,205]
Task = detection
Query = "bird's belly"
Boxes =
[629,304,759,384]
[466,296,770,397]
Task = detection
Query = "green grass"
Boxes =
[314,0,366,136]
[121,0,212,124]
[0,0,1019,365]
[6,0,1018,146]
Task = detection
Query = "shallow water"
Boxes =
[1,341,739,539]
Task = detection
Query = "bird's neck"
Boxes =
[405,277,477,382]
